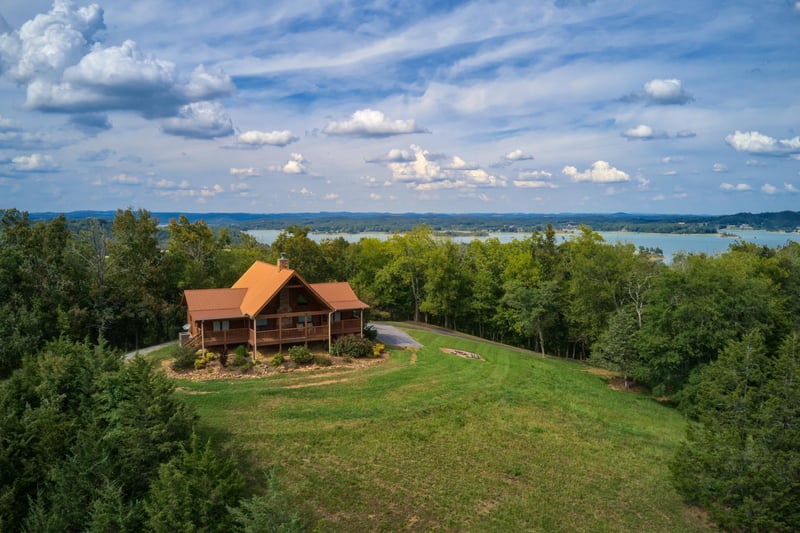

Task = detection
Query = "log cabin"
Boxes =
[180,256,368,354]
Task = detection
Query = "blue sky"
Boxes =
[1,0,799,214]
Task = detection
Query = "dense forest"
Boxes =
[27,209,800,233]
[2,207,798,530]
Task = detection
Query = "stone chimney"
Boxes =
[278,253,289,271]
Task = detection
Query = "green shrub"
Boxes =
[232,351,247,368]
[372,342,385,357]
[288,345,313,365]
[331,335,374,358]
[234,345,248,358]
[171,345,199,370]
[270,353,284,367]
[313,354,332,366]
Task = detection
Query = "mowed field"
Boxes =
[164,327,709,531]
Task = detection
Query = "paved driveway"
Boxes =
[370,323,423,348]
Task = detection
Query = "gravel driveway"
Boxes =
[370,323,423,348]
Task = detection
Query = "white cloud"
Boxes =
[514,179,557,189]
[152,178,189,189]
[637,176,650,190]
[271,152,307,174]
[12,153,58,171]
[160,101,233,139]
[660,156,684,164]
[323,108,426,137]
[518,170,552,179]
[386,144,505,191]
[110,172,142,184]
[562,161,630,183]
[324,193,339,201]
[725,130,800,156]
[299,186,312,196]
[237,130,298,147]
[720,182,752,192]
[785,182,798,193]
[230,167,259,177]
[712,163,728,173]
[621,124,669,140]
[642,78,693,105]
[761,183,778,195]
[369,192,382,200]
[504,148,534,161]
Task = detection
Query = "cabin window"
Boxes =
[256,318,268,331]
[297,316,307,325]
[333,312,341,322]
[212,320,230,331]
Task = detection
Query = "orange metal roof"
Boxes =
[232,260,296,317]
[311,282,369,311]
[182,260,368,321]
[183,288,247,321]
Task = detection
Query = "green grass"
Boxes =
[161,329,707,532]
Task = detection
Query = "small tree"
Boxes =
[591,307,642,389]
[145,432,245,532]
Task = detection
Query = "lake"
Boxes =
[247,229,800,263]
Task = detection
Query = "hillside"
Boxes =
[168,326,708,531]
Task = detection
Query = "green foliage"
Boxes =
[313,353,333,366]
[270,353,285,367]
[233,350,248,368]
[144,432,245,532]
[171,344,199,370]
[234,344,248,358]
[229,469,307,533]
[288,345,313,365]
[331,335,374,358]
[670,331,800,531]
[590,307,643,389]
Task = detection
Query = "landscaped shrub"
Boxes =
[331,335,374,358]
[288,345,313,365]
[270,353,284,367]
[171,345,199,370]
[313,353,332,366]
[372,342,385,357]
[194,352,215,370]
[232,351,247,368]
[219,351,228,367]
[234,345,248,358]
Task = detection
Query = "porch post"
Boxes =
[328,311,332,353]
[252,318,257,361]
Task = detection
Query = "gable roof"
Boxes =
[182,260,367,321]
[182,288,247,321]
[232,260,298,317]
[311,282,369,311]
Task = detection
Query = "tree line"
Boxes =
[2,208,798,529]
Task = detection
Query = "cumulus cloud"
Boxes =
[270,152,308,174]
[622,78,693,105]
[762,183,779,195]
[237,129,298,147]
[110,173,141,184]
[367,148,416,163]
[230,167,259,178]
[514,170,557,189]
[1,3,233,123]
[385,144,505,191]
[712,163,728,173]
[621,124,668,140]
[504,149,534,162]
[323,108,427,137]
[725,130,800,156]
[562,161,630,183]
[785,182,798,193]
[325,193,340,201]
[720,182,752,192]
[12,153,59,172]
[160,101,233,139]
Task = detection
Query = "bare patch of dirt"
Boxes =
[440,347,484,360]
[285,378,351,389]
[409,352,417,364]
[584,367,619,378]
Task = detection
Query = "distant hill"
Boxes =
[24,210,800,233]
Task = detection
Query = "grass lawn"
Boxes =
[158,327,708,531]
